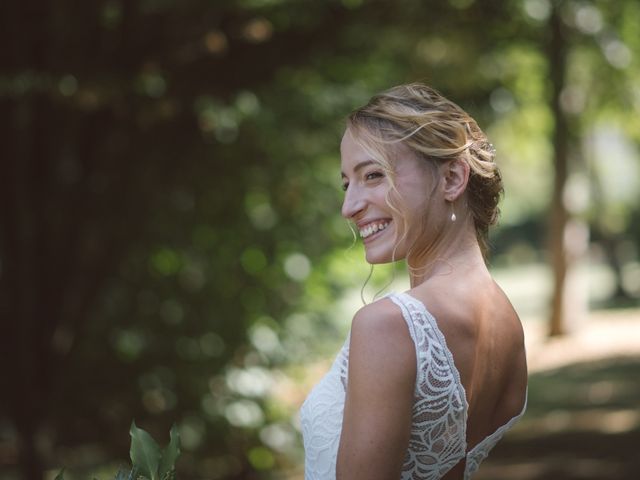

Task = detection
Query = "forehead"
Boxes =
[340,130,372,166]
[340,129,423,177]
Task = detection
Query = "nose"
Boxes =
[341,185,366,219]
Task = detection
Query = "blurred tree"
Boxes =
[547,0,575,336]
[541,0,640,334]
[0,1,369,478]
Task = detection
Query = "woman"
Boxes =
[300,83,528,480]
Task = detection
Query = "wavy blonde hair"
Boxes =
[347,83,503,268]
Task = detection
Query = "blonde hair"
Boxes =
[347,83,503,266]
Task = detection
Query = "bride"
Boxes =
[300,83,528,480]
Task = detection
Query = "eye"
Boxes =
[341,182,349,191]
[365,171,384,181]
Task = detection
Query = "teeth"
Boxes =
[359,221,389,239]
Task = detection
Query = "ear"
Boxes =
[442,158,470,202]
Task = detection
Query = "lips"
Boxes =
[358,220,391,239]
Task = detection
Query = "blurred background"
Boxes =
[1,0,639,479]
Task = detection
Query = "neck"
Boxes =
[408,228,486,288]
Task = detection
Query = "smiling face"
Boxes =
[342,83,501,267]
[340,129,440,264]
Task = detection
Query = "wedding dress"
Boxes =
[300,292,527,480]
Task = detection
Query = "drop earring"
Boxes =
[450,204,456,222]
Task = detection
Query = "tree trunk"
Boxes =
[547,3,571,337]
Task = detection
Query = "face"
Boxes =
[340,129,438,264]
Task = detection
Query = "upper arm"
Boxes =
[336,300,416,480]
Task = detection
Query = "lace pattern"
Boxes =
[300,334,350,480]
[389,293,467,480]
[299,292,526,480]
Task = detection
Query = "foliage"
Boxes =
[55,423,180,480]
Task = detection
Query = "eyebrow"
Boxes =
[341,160,376,179]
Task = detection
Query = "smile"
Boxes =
[359,220,390,239]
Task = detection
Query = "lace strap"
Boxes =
[386,292,469,478]
[387,292,469,412]
[385,293,419,347]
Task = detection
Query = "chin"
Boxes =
[365,253,389,264]
[364,246,403,265]
[362,227,406,264]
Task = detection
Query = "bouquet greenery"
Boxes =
[56,422,180,480]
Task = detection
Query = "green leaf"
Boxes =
[129,421,162,480]
[158,424,181,478]
[54,468,65,480]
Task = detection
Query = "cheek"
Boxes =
[390,192,431,245]
[383,194,408,244]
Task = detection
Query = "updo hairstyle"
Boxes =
[347,83,503,261]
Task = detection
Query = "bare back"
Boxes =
[408,267,528,452]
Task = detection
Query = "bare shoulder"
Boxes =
[337,298,417,479]
[410,274,522,342]
[408,279,480,348]
[349,298,416,384]
[352,298,407,336]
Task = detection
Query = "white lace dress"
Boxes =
[299,292,527,480]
